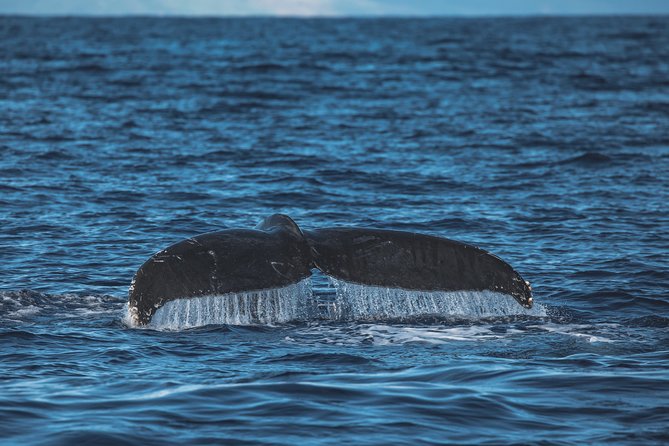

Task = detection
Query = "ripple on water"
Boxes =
[2,15,669,445]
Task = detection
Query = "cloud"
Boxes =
[0,0,339,15]
[249,0,336,16]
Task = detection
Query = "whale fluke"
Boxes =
[128,214,532,326]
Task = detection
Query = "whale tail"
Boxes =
[129,214,532,325]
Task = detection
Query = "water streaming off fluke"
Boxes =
[128,277,546,330]
[143,279,315,330]
[328,278,547,321]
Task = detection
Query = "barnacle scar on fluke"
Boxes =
[127,214,533,326]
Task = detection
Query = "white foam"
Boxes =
[530,323,618,343]
[144,279,315,330]
[284,323,527,346]
[327,278,546,321]
[1,291,121,323]
[359,324,524,345]
[8,305,41,318]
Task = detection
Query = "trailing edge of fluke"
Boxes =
[128,214,533,326]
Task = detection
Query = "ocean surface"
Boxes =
[1,16,669,445]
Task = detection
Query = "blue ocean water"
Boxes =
[1,16,669,445]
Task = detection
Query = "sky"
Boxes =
[1,0,668,16]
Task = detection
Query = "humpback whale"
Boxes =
[128,214,533,326]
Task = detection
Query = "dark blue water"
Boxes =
[2,16,669,445]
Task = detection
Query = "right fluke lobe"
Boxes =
[305,227,533,309]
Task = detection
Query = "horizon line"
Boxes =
[2,12,667,18]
